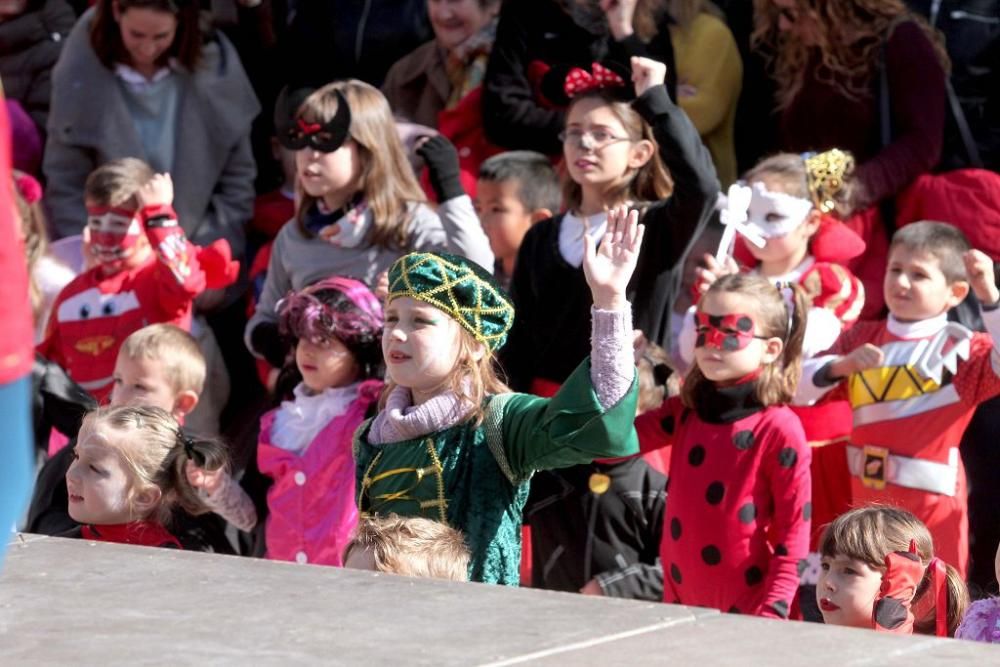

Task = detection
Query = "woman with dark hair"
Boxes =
[44,0,259,266]
[752,0,948,211]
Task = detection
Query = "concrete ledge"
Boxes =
[1,534,997,665]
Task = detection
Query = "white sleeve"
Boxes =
[801,306,844,359]
[793,354,841,406]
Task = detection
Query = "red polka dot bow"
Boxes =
[563,62,625,98]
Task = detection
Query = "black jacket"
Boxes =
[525,457,666,601]
[501,85,718,390]
[482,0,677,154]
[0,0,75,133]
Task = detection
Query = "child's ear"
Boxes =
[762,337,784,365]
[947,279,971,309]
[529,208,553,224]
[470,341,488,363]
[803,210,823,237]
[131,485,162,518]
[172,390,199,420]
[627,140,655,169]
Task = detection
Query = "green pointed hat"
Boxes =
[387,252,514,351]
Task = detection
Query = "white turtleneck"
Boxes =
[886,313,949,340]
[271,382,361,453]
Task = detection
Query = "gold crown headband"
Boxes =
[804,149,854,214]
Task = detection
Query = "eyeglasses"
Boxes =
[559,128,631,149]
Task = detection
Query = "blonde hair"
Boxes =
[344,515,470,581]
[744,152,856,218]
[79,406,228,525]
[751,0,948,109]
[119,324,207,395]
[295,80,427,248]
[681,273,809,407]
[380,325,510,427]
[14,171,49,323]
[820,506,969,636]
[561,91,674,213]
[84,158,154,208]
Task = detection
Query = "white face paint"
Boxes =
[746,182,814,239]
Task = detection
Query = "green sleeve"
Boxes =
[353,418,375,507]
[490,359,639,481]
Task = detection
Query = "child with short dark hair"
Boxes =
[37,158,238,403]
[344,515,471,582]
[797,221,1000,578]
[475,151,559,288]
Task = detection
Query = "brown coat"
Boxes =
[382,40,451,128]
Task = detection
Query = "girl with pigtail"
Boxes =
[634,273,813,618]
[64,405,228,549]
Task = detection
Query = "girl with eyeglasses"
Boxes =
[502,55,718,399]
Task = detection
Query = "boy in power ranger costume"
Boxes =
[38,164,237,403]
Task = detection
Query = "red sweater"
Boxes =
[778,21,945,207]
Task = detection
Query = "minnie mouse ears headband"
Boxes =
[564,62,627,99]
[803,148,854,214]
[276,88,352,153]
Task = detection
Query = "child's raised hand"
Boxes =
[631,56,667,98]
[829,343,884,379]
[136,173,174,208]
[695,253,739,295]
[963,249,999,306]
[600,0,637,39]
[584,206,644,311]
[185,459,225,496]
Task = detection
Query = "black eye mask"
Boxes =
[278,90,352,153]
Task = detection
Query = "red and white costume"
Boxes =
[636,380,812,618]
[37,204,238,402]
[797,307,1000,576]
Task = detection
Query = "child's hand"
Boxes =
[600,0,637,40]
[584,206,645,311]
[136,173,174,208]
[416,134,464,202]
[964,249,999,306]
[829,343,884,379]
[580,578,605,595]
[631,56,667,98]
[374,270,390,303]
[694,253,739,295]
[185,459,225,496]
[632,328,647,365]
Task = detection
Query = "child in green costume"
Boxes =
[355,207,644,584]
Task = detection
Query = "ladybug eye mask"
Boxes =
[695,312,766,351]
[278,89,351,153]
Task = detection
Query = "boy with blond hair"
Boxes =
[796,222,1000,577]
[344,515,471,582]
[27,324,244,551]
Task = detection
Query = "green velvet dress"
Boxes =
[353,361,639,585]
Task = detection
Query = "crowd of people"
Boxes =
[4,0,1000,645]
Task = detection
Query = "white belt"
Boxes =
[846,445,959,497]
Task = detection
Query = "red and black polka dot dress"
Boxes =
[637,380,812,618]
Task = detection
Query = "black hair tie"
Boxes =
[180,433,205,466]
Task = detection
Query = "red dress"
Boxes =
[636,380,812,617]
[37,204,238,402]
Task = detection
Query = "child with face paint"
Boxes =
[635,273,813,618]
[188,277,385,567]
[64,405,229,549]
[245,80,493,371]
[37,158,238,403]
[354,207,643,585]
[674,150,866,612]
[818,506,968,637]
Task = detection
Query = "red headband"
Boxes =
[564,62,625,98]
